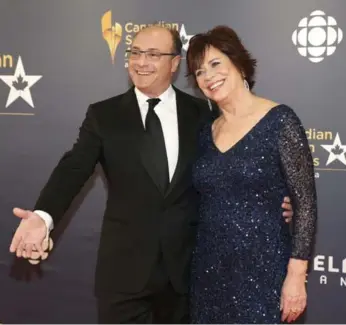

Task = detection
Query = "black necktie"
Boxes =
[144,98,169,193]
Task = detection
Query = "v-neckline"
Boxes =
[210,104,282,154]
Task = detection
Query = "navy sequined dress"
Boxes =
[190,105,317,324]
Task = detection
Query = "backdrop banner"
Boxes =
[0,0,345,323]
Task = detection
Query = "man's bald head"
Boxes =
[133,25,182,56]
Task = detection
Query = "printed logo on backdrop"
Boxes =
[308,254,346,288]
[100,10,194,67]
[306,129,346,178]
[292,10,343,62]
[0,55,42,116]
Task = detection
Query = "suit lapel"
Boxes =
[122,87,197,197]
[165,88,195,197]
[120,87,145,139]
[121,87,167,195]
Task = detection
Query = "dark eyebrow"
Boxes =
[131,46,160,51]
[208,57,221,64]
[146,48,160,51]
[195,58,221,71]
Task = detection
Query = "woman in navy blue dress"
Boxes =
[186,26,317,324]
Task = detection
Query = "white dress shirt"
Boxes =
[35,85,179,232]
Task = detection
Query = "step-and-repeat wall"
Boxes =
[0,0,345,323]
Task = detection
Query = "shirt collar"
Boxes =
[134,85,175,107]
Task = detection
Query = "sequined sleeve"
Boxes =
[278,108,317,260]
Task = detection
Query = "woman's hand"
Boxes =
[280,263,307,323]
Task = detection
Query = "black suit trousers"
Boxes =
[97,252,189,324]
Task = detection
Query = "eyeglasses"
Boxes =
[126,49,178,61]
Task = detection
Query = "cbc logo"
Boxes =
[292,10,343,63]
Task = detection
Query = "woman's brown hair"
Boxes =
[186,25,257,89]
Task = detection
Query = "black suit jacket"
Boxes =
[34,86,215,297]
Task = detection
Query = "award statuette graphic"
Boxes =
[101,10,122,64]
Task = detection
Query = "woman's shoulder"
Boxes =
[258,97,300,122]
[275,104,303,125]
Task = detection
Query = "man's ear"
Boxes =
[171,55,181,73]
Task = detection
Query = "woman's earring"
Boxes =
[244,78,250,91]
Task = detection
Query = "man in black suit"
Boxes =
[9,26,293,323]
